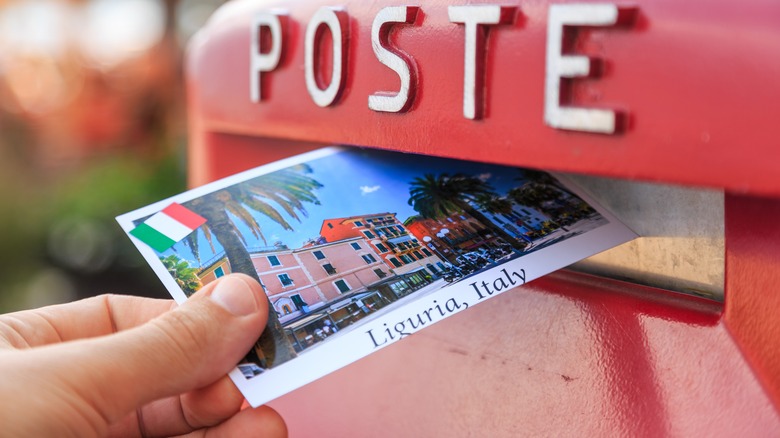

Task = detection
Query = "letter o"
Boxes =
[305,7,348,107]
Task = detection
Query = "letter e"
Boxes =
[545,4,625,133]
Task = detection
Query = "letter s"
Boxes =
[368,6,420,113]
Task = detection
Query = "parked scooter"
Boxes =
[442,264,465,283]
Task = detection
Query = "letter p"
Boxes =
[251,11,285,102]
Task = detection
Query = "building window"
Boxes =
[291,294,306,309]
[313,250,326,260]
[414,251,424,259]
[363,230,376,238]
[422,248,432,257]
[354,221,363,226]
[268,255,281,267]
[334,279,350,293]
[322,264,337,275]
[327,222,333,229]
[282,304,292,314]
[396,225,405,233]
[389,257,402,268]
[214,266,225,278]
[376,243,388,253]
[350,242,361,250]
[278,273,294,286]
[374,269,387,279]
[362,254,377,264]
[400,255,413,263]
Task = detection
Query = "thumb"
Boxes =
[42,274,268,428]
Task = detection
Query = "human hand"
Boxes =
[0,274,286,437]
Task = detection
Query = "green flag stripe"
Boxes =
[130,222,177,252]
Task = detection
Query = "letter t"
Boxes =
[449,6,515,120]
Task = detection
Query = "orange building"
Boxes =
[404,213,499,262]
[196,257,232,285]
[319,212,444,277]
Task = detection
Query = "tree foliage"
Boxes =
[408,173,526,251]
[408,173,496,219]
[160,254,201,296]
[507,182,561,210]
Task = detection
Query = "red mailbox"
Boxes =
[186,0,780,434]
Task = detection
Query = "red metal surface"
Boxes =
[724,195,780,409]
[271,271,780,436]
[186,0,780,434]
[187,134,780,435]
[188,0,780,196]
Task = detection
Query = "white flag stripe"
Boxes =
[145,212,195,242]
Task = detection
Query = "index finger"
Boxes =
[0,294,175,349]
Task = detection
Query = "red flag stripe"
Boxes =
[161,203,207,230]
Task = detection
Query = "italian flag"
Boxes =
[130,203,207,252]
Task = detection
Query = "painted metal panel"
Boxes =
[188,0,780,195]
[185,0,780,434]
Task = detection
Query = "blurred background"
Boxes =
[0,0,226,312]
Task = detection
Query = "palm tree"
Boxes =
[474,194,513,215]
[518,169,565,191]
[407,173,526,251]
[508,182,570,231]
[517,169,595,216]
[183,164,322,368]
[160,254,201,296]
[507,182,560,211]
[475,194,538,243]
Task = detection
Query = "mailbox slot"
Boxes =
[570,175,723,301]
[194,133,725,302]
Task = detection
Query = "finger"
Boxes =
[181,375,246,429]
[13,274,269,436]
[0,295,174,348]
[113,375,245,437]
[177,405,287,438]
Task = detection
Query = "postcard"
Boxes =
[116,146,637,407]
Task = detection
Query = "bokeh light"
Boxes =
[0,0,224,312]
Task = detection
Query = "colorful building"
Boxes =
[319,212,444,277]
[477,204,550,242]
[196,252,232,285]
[196,237,393,322]
[269,237,392,323]
[404,212,500,261]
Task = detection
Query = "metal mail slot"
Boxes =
[569,175,723,301]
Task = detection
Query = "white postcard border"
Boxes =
[116,147,637,407]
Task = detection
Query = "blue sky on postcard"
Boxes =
[165,148,529,267]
